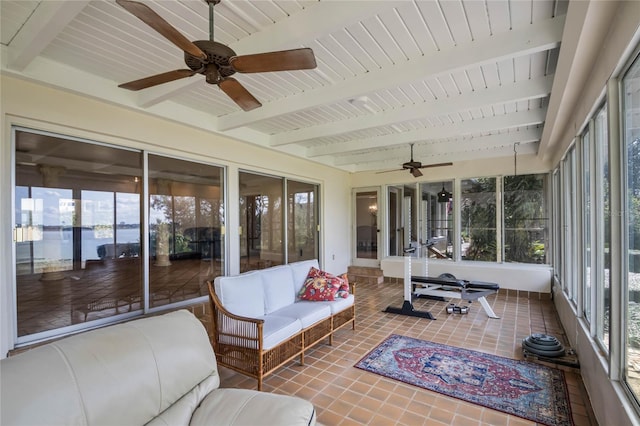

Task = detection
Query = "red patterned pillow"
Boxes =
[298,267,349,300]
[336,273,350,299]
[299,275,341,301]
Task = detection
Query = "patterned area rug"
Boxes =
[355,334,573,426]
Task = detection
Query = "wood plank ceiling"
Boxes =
[1,0,574,173]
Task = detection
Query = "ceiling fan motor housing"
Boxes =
[402,161,421,169]
[185,40,237,78]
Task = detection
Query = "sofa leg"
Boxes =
[258,377,263,391]
[300,351,305,366]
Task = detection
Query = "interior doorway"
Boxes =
[353,188,380,267]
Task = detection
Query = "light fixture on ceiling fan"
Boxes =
[437,185,452,202]
[377,143,453,178]
[116,0,317,111]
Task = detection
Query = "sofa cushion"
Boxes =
[271,302,332,328]
[260,265,296,314]
[300,294,355,315]
[289,259,320,295]
[191,388,316,426]
[262,315,303,350]
[214,272,265,318]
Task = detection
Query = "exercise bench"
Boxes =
[411,274,500,319]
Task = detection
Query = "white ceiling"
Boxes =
[0,0,609,174]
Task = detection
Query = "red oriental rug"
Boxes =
[355,334,573,426]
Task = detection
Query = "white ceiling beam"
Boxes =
[311,108,546,159]
[337,128,542,166]
[136,1,404,108]
[218,15,564,132]
[136,77,202,108]
[7,1,90,71]
[277,75,553,147]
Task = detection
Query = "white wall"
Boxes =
[0,76,351,357]
[381,257,552,292]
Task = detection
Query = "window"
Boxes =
[621,52,640,405]
[420,181,454,259]
[561,147,578,302]
[13,129,227,342]
[287,179,319,262]
[148,154,224,308]
[503,174,548,264]
[552,169,562,280]
[461,178,497,261]
[239,172,284,272]
[594,105,611,351]
[582,129,593,323]
[14,129,143,338]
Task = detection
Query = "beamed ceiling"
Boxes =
[0,0,615,174]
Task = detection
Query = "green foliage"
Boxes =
[504,175,546,263]
[629,301,640,349]
[461,175,547,263]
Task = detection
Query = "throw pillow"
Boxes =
[299,267,350,300]
[336,273,350,298]
[299,275,341,301]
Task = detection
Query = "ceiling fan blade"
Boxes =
[418,162,454,169]
[411,168,423,178]
[119,69,196,91]
[229,48,317,73]
[375,169,405,174]
[116,0,206,61]
[219,78,262,111]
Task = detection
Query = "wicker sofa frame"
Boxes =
[207,281,355,391]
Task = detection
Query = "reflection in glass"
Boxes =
[14,130,143,336]
[503,174,548,264]
[387,184,419,257]
[419,181,453,259]
[622,54,640,404]
[460,178,497,261]
[582,131,592,323]
[595,105,611,351]
[148,155,225,307]
[287,180,318,262]
[239,172,283,272]
[356,190,378,259]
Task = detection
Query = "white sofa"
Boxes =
[209,259,356,390]
[0,310,317,426]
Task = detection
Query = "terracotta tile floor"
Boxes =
[218,280,596,425]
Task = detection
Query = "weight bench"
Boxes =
[411,274,500,319]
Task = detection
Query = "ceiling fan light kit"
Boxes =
[437,186,452,202]
[116,0,317,111]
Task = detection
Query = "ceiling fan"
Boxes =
[378,143,453,178]
[116,0,317,111]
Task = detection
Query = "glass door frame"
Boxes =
[352,187,381,267]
